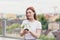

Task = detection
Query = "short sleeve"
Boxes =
[21,20,26,28]
[36,22,42,29]
[21,20,28,29]
[21,20,25,25]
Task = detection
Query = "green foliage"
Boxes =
[6,23,20,31]
[37,14,48,30]
[39,35,56,40]
[55,16,60,21]
[21,24,25,28]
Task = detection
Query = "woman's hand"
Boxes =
[23,28,29,34]
[20,29,29,36]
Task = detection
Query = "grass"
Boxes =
[6,23,21,33]
[39,35,56,40]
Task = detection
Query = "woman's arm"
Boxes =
[20,30,24,36]
[20,29,26,36]
[29,29,42,38]
[20,29,28,36]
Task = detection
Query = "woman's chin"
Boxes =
[27,18,31,20]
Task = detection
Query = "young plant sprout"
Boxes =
[21,23,30,31]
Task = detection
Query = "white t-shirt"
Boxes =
[21,20,42,39]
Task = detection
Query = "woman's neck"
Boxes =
[28,18,35,22]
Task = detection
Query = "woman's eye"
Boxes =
[29,12,31,13]
[27,12,31,14]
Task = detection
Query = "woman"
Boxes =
[20,7,42,40]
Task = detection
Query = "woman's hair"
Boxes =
[26,7,37,20]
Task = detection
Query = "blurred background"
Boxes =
[0,0,60,40]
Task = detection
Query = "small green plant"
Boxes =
[39,35,56,40]
[6,23,20,31]
[37,14,48,30]
[20,24,25,28]
[55,16,60,21]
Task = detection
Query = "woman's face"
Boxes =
[26,9,34,20]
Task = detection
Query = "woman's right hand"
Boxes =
[24,29,29,34]
[20,29,28,36]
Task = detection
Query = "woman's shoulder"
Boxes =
[35,20,41,24]
[22,20,28,23]
[35,20,42,29]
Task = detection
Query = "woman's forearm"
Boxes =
[20,29,25,36]
[29,29,41,38]
[29,31,40,38]
[20,32,25,36]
